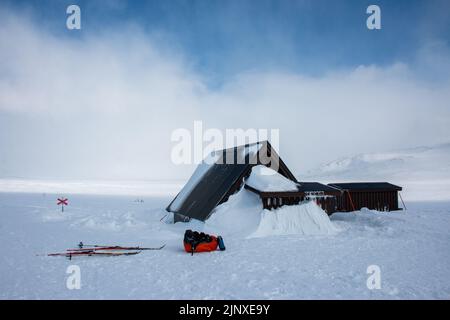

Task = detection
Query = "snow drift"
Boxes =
[207,163,338,238]
[250,200,339,238]
[245,165,337,237]
[208,189,338,238]
[206,188,263,236]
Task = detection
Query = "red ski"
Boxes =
[71,242,166,252]
[47,250,141,260]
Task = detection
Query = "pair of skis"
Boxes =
[46,242,165,259]
[75,242,166,251]
[47,250,142,259]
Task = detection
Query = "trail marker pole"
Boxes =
[57,197,68,212]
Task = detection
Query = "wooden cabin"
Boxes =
[328,182,403,212]
[167,141,404,223]
[245,182,342,215]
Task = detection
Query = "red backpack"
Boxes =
[183,230,225,255]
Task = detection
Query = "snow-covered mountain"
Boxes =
[303,143,450,201]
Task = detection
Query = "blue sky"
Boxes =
[4,0,449,85]
[1,0,450,180]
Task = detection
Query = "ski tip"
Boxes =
[137,244,166,250]
[152,244,166,250]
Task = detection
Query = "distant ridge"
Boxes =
[303,142,450,201]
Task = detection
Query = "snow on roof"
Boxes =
[245,165,298,192]
[240,142,263,160]
[169,143,265,213]
[168,151,220,212]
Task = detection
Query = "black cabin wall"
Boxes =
[337,190,400,212]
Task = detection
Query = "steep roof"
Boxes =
[166,141,297,222]
[328,182,402,191]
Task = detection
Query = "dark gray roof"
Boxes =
[328,182,402,191]
[166,141,297,222]
[170,161,249,222]
[296,182,342,193]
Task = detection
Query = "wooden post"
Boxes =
[399,192,407,210]
[347,191,356,212]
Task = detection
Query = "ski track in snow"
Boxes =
[0,192,449,299]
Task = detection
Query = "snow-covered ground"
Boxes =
[1,189,449,299]
[1,143,450,299]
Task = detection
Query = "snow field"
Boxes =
[1,192,449,299]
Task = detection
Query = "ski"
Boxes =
[42,242,165,259]
[47,250,141,259]
[73,242,166,251]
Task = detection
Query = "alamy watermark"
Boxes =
[171,121,280,172]
[366,264,381,290]
[366,5,381,30]
[66,265,81,290]
[66,5,81,30]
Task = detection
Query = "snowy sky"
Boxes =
[1,0,450,180]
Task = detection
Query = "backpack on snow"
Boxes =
[183,230,226,255]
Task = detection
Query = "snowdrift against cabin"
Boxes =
[206,187,338,238]
[196,164,339,238]
[250,201,339,238]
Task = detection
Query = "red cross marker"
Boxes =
[57,198,68,212]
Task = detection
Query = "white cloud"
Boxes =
[0,8,449,180]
